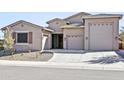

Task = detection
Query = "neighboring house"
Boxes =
[1,12,123,51]
[1,20,53,51]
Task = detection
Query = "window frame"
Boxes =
[15,31,29,45]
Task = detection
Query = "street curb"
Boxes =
[0,60,124,71]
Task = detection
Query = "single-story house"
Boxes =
[1,20,53,51]
[1,12,123,51]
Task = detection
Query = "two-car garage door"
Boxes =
[64,28,84,50]
[89,22,113,50]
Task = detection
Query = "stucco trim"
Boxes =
[112,22,114,50]
[61,25,85,29]
[88,23,90,50]
[15,43,29,45]
[15,31,29,33]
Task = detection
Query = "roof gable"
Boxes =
[1,20,53,32]
[1,20,44,30]
[47,18,67,24]
[1,20,43,30]
[64,12,91,20]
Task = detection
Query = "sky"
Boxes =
[0,12,124,38]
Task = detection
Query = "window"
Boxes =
[17,33,28,43]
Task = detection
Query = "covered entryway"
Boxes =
[52,34,63,49]
[89,22,113,50]
[67,35,84,50]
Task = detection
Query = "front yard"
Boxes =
[0,51,53,61]
[1,50,124,63]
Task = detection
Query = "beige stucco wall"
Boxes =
[7,22,45,51]
[84,18,119,50]
[63,28,84,49]
[48,20,67,33]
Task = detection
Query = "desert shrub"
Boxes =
[0,50,12,57]
[0,41,4,51]
[2,28,14,50]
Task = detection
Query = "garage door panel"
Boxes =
[89,23,113,50]
[67,35,84,50]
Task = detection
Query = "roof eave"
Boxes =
[43,28,54,32]
[83,15,123,19]
[1,20,44,31]
[64,12,91,20]
[47,18,64,24]
[61,26,85,29]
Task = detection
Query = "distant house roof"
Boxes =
[1,20,53,32]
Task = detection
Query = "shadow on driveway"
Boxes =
[84,51,124,64]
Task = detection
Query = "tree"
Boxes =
[120,27,124,41]
[3,27,15,50]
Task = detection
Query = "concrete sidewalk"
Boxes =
[0,60,124,71]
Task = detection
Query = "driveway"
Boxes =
[49,52,83,63]
[48,50,124,64]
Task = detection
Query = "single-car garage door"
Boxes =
[89,22,113,50]
[67,35,84,50]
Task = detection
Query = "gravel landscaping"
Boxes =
[0,51,53,61]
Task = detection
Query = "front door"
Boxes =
[52,34,63,49]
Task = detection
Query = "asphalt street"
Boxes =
[0,65,124,80]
